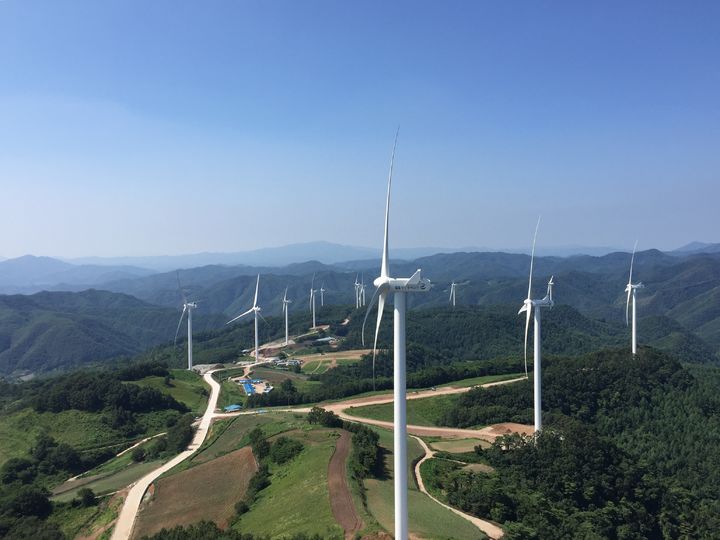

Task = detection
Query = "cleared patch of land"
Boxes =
[129,369,209,413]
[297,349,370,374]
[234,428,344,538]
[430,438,490,453]
[364,427,485,539]
[252,366,321,393]
[133,446,257,539]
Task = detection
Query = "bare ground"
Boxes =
[327,430,363,539]
[132,446,257,539]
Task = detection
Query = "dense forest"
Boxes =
[426,348,720,538]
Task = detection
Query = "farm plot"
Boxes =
[132,446,258,539]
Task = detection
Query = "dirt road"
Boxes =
[111,367,224,540]
[327,430,363,539]
[412,436,504,539]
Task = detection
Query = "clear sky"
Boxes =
[1,1,718,257]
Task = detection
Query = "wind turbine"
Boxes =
[174,272,197,371]
[227,274,263,361]
[354,274,361,309]
[518,218,554,434]
[625,241,644,356]
[309,274,318,328]
[282,287,292,346]
[320,283,326,307]
[362,129,431,540]
[449,281,457,307]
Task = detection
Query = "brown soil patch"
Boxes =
[486,422,534,437]
[327,430,363,539]
[132,446,257,539]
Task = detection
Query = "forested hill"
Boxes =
[0,290,225,377]
[429,348,720,538]
[92,250,720,357]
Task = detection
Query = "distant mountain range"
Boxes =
[0,255,153,294]
[1,241,719,376]
[57,241,625,271]
[0,290,226,377]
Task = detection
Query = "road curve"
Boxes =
[110,369,222,540]
[412,435,504,539]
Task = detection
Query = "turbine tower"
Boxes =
[449,281,457,307]
[625,241,644,356]
[320,283,326,307]
[363,129,431,540]
[282,287,292,346]
[518,219,554,434]
[309,274,318,328]
[174,272,197,371]
[354,274,361,309]
[227,274,263,360]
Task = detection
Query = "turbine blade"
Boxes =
[361,286,381,347]
[372,290,388,389]
[528,216,541,300]
[629,240,638,285]
[226,307,255,325]
[174,306,187,345]
[381,127,399,279]
[253,274,260,308]
[258,312,269,325]
[176,271,187,304]
[626,286,632,327]
[283,286,288,304]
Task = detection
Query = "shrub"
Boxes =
[131,447,146,462]
[269,437,303,464]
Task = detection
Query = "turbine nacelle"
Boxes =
[373,270,431,293]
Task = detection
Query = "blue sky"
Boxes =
[0,1,718,257]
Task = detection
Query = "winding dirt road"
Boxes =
[111,368,223,540]
[109,358,528,539]
[412,436,504,539]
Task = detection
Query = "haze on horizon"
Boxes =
[1,1,718,259]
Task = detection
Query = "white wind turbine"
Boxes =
[227,274,263,360]
[354,274,361,309]
[174,272,197,371]
[625,241,644,356]
[449,281,458,307]
[362,129,431,540]
[320,283,326,307]
[309,274,318,328]
[282,287,292,346]
[518,218,554,434]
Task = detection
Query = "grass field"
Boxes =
[348,394,459,427]
[52,459,165,502]
[364,427,484,539]
[218,378,248,410]
[345,373,525,428]
[0,409,127,468]
[179,412,307,471]
[235,428,344,539]
[438,372,524,388]
[129,369,210,413]
[48,492,124,539]
[133,446,258,538]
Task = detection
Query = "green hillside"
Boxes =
[0,290,225,376]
